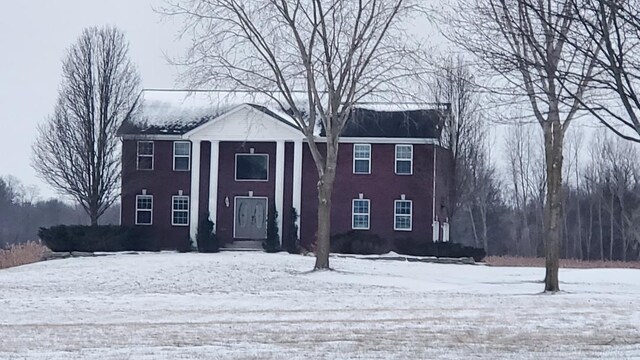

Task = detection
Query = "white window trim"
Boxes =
[135,194,153,225]
[394,199,413,231]
[173,141,191,171]
[395,144,413,175]
[171,195,190,226]
[352,198,371,230]
[352,143,371,174]
[235,153,269,182]
[136,141,154,171]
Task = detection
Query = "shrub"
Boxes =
[330,231,392,255]
[394,238,486,262]
[196,212,219,253]
[286,207,301,254]
[38,225,159,252]
[264,203,280,253]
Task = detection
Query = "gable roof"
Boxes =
[118,89,447,139]
[321,107,445,139]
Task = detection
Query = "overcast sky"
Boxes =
[0,1,184,199]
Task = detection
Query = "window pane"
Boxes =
[354,159,369,174]
[174,142,190,156]
[173,211,188,225]
[236,155,268,180]
[354,144,370,159]
[353,214,369,229]
[396,160,412,174]
[353,200,369,214]
[138,156,153,170]
[396,201,411,215]
[173,197,189,211]
[137,197,152,210]
[174,157,190,171]
[395,215,411,230]
[138,142,153,155]
[137,210,152,224]
[396,145,412,159]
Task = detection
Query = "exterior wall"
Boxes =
[299,143,453,249]
[121,139,191,249]
[121,137,452,251]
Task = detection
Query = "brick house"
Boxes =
[118,90,453,250]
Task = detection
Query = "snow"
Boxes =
[1,252,638,359]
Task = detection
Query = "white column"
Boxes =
[208,140,220,231]
[189,140,201,246]
[292,140,303,238]
[275,140,286,246]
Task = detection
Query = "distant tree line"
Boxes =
[0,176,119,248]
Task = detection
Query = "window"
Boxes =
[135,195,153,225]
[352,198,370,230]
[137,141,154,170]
[353,144,371,174]
[172,195,189,226]
[235,154,268,181]
[394,200,412,231]
[395,144,413,175]
[173,142,191,171]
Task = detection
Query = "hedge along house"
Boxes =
[118,90,453,250]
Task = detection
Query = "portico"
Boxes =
[182,104,305,247]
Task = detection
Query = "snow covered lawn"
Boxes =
[0,252,639,359]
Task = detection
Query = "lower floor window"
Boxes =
[394,200,412,231]
[136,195,153,225]
[172,195,190,226]
[352,199,370,230]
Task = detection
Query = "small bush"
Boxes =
[331,231,392,255]
[0,241,48,269]
[394,238,486,262]
[264,203,280,253]
[286,207,301,254]
[197,212,219,253]
[38,225,159,252]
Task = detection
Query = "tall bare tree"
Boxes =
[431,56,483,220]
[443,0,601,291]
[164,0,425,269]
[562,0,640,142]
[33,26,140,225]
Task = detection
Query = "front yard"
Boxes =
[0,252,639,359]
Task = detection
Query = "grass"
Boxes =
[0,241,48,269]
[485,256,640,269]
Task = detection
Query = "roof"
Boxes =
[118,89,447,139]
[329,107,445,139]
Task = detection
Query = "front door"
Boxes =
[234,197,268,239]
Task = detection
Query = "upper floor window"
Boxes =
[352,198,370,230]
[353,144,371,174]
[172,195,190,226]
[394,199,412,231]
[137,141,154,170]
[395,144,413,175]
[135,194,153,225]
[173,142,191,171]
[236,154,268,181]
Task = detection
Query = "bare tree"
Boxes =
[164,0,425,269]
[32,26,140,225]
[431,56,482,220]
[562,0,640,142]
[443,0,601,291]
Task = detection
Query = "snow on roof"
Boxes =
[120,89,447,137]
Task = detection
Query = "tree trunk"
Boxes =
[89,203,99,226]
[468,205,480,248]
[543,121,563,292]
[609,195,615,261]
[314,148,337,270]
[598,195,604,261]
